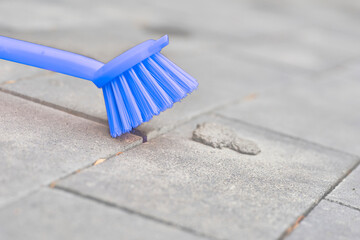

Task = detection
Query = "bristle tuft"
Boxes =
[110,78,132,133]
[125,68,160,121]
[143,57,186,102]
[134,63,173,110]
[102,84,122,137]
[102,53,198,138]
[153,53,198,92]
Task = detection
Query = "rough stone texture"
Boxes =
[287,200,360,240]
[0,1,140,32]
[230,27,360,72]
[326,165,360,210]
[0,0,297,40]
[1,0,360,238]
[2,73,106,122]
[57,115,359,240]
[192,122,260,155]
[218,76,360,156]
[0,188,205,240]
[0,60,42,84]
[0,91,142,207]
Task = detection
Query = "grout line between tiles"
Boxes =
[0,86,108,125]
[324,198,360,212]
[0,137,142,211]
[52,186,217,240]
[209,114,360,239]
[279,160,360,239]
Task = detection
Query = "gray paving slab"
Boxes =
[218,75,360,156]
[0,0,148,32]
[0,91,142,208]
[1,73,106,122]
[287,200,360,240]
[57,115,358,240]
[0,0,299,42]
[326,165,360,210]
[0,188,205,240]
[0,60,42,84]
[229,26,360,72]
[245,0,360,38]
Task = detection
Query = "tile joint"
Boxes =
[53,186,218,240]
[324,198,360,212]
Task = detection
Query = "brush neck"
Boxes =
[92,35,169,88]
[0,36,103,80]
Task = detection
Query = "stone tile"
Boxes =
[0,60,42,84]
[287,200,360,240]
[141,0,301,42]
[218,76,360,156]
[0,188,204,240]
[1,73,106,122]
[326,165,360,210]
[0,91,142,207]
[229,27,360,72]
[241,0,360,38]
[0,0,299,42]
[0,0,154,32]
[57,115,358,240]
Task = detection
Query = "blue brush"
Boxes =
[0,35,198,137]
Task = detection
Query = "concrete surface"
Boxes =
[287,200,360,240]
[1,0,360,239]
[56,115,358,240]
[0,188,205,240]
[327,165,360,210]
[0,91,142,207]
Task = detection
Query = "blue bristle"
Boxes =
[118,74,143,128]
[134,62,173,111]
[125,68,160,121]
[102,83,122,137]
[111,78,132,133]
[143,57,186,102]
[102,53,198,138]
[153,53,198,91]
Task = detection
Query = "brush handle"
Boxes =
[0,36,103,80]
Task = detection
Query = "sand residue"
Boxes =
[192,122,260,155]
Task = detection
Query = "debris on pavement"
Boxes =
[192,122,261,155]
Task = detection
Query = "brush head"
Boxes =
[96,36,198,137]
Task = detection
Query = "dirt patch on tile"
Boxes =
[192,122,260,155]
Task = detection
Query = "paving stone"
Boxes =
[0,0,152,32]
[0,60,42,84]
[326,165,360,210]
[287,200,360,240]
[239,0,360,39]
[0,91,142,208]
[218,75,360,156]
[229,27,360,72]
[0,0,298,42]
[57,115,358,240]
[0,188,204,240]
[1,73,106,122]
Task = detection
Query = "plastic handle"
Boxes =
[0,36,103,80]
